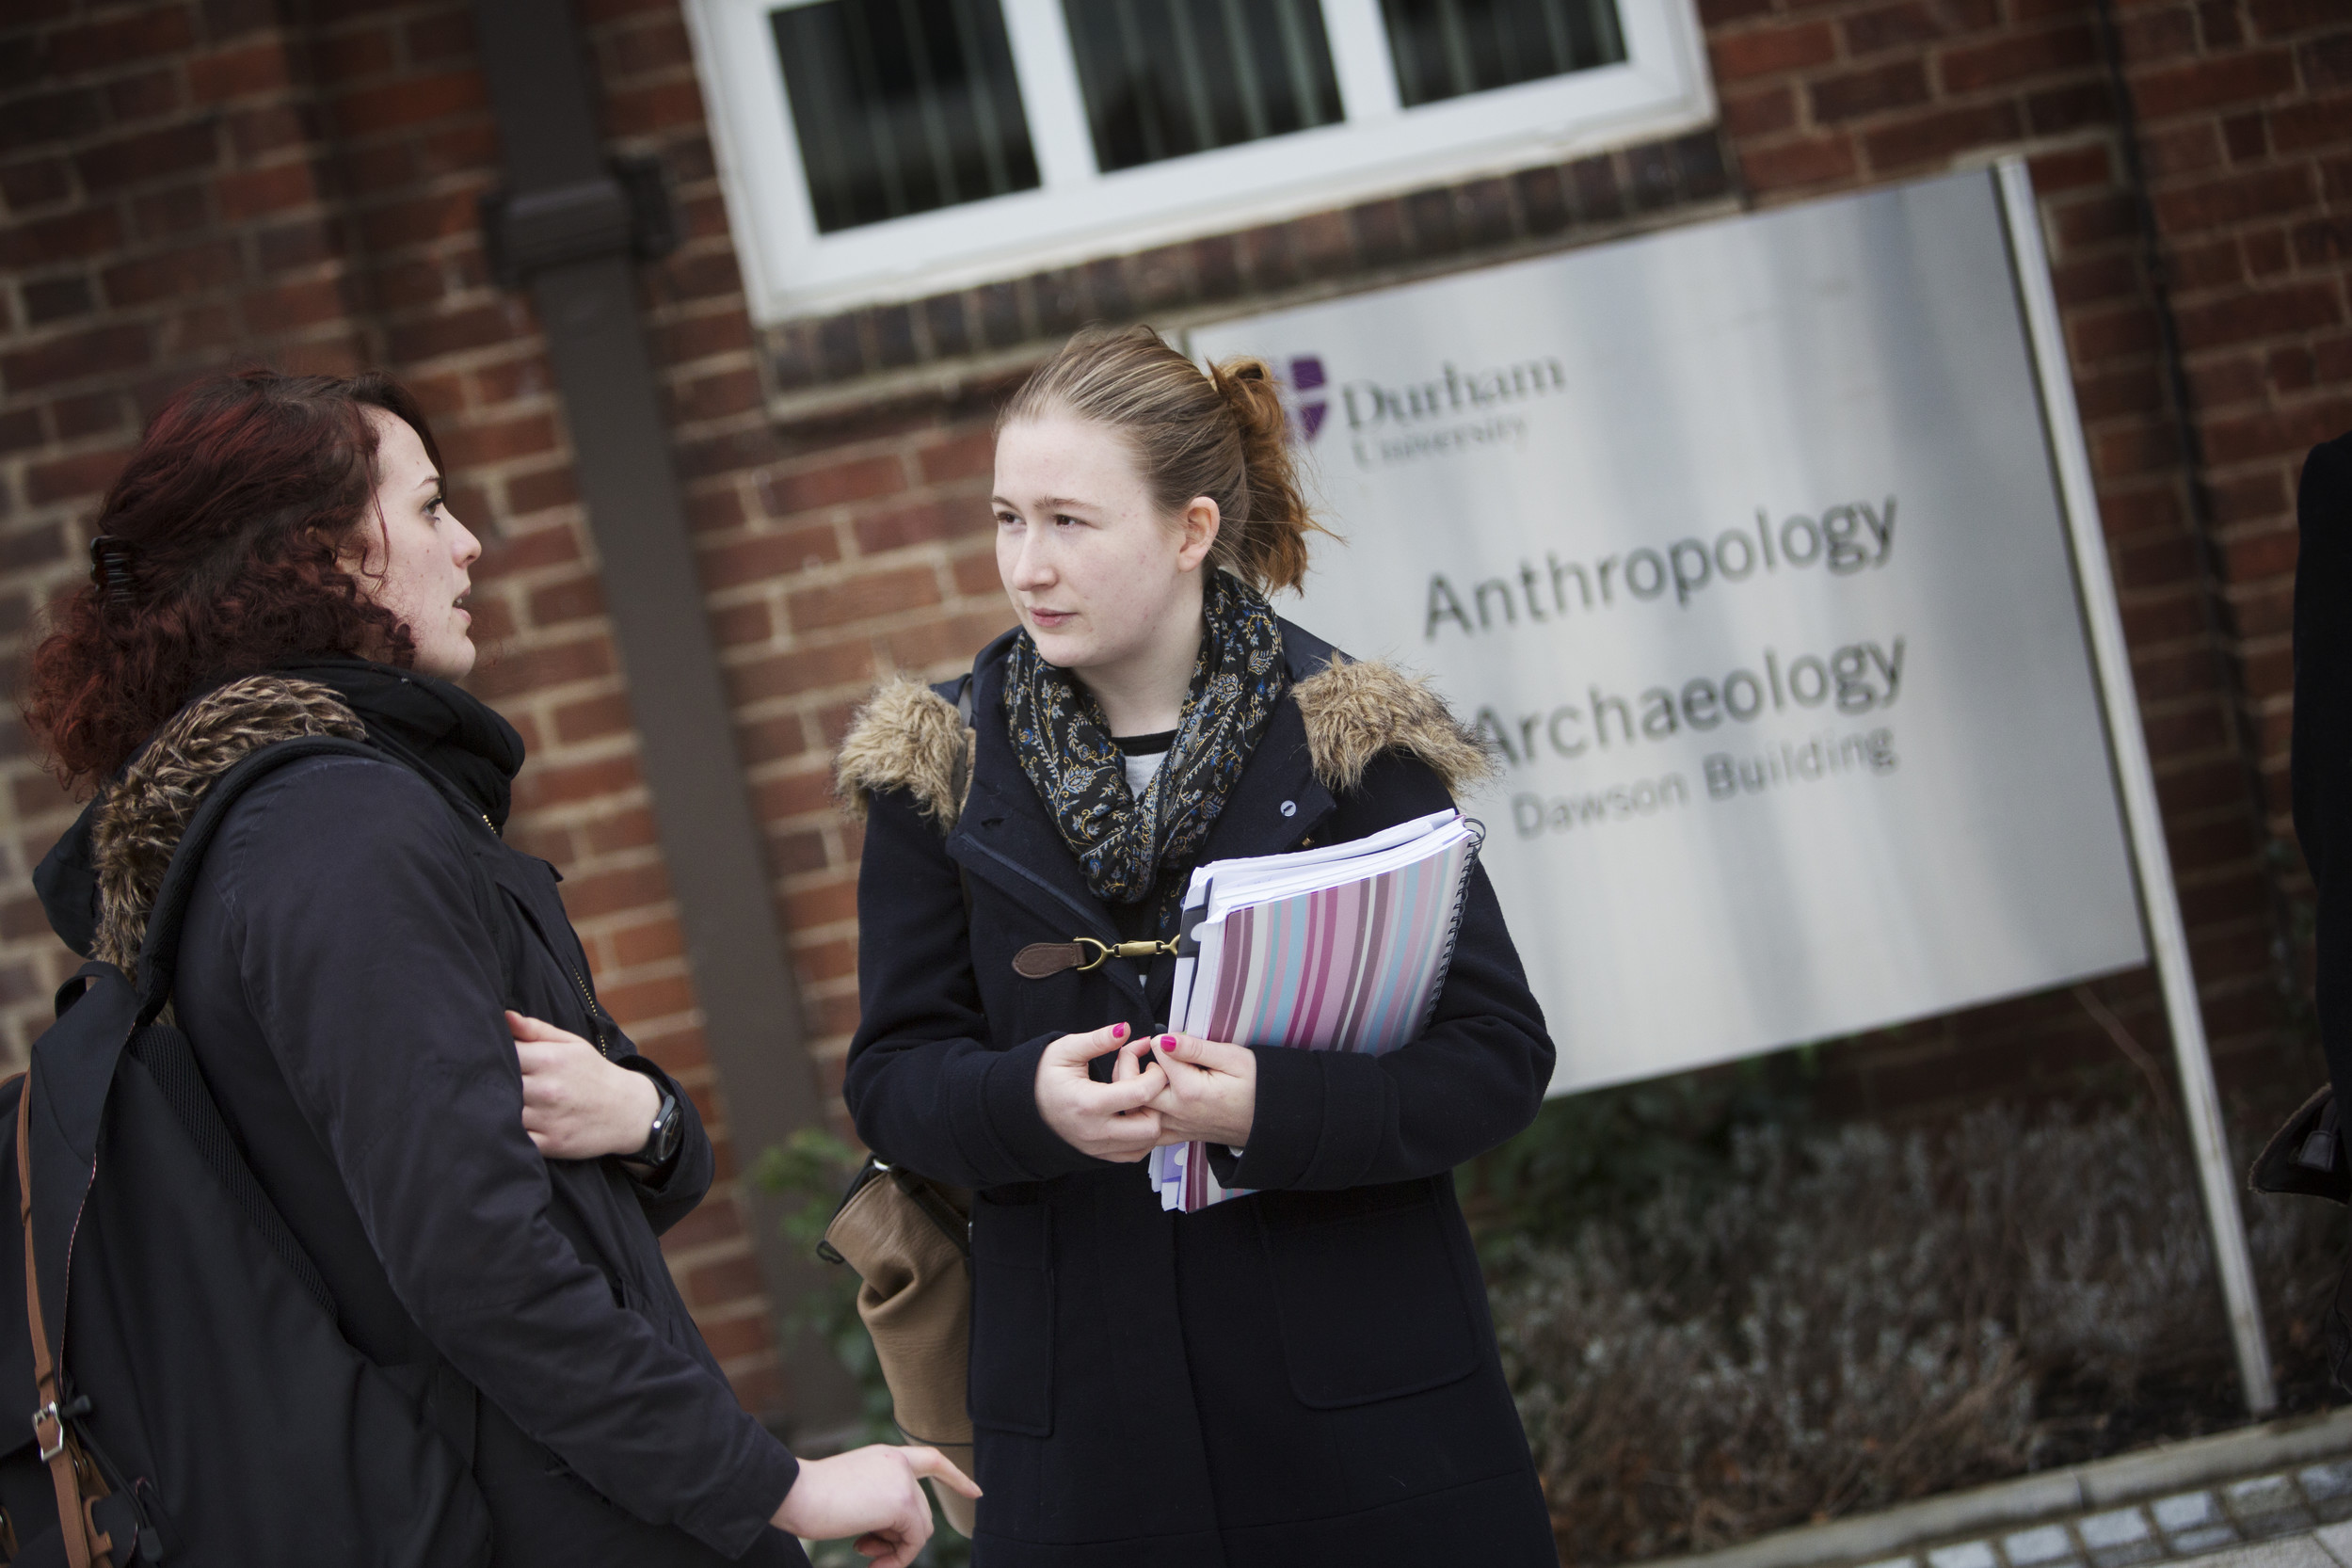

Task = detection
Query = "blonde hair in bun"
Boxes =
[1000,323,1334,594]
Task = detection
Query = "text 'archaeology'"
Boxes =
[1473,637,1907,769]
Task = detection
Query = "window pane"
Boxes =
[771,0,1040,234]
[1061,0,1344,174]
[1381,0,1626,107]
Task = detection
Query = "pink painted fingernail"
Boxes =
[1160,1034,1175,1048]
[1112,1022,1128,1040]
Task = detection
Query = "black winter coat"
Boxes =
[34,673,805,1567]
[837,621,1559,1568]
[2301,432,2352,1102]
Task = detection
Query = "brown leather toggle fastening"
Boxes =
[1013,943,1087,979]
[1014,938,1181,978]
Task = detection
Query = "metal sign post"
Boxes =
[1997,155,2276,1415]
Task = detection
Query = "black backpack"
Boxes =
[0,737,492,1566]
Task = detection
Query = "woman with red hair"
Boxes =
[22,369,972,1566]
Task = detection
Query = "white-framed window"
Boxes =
[685,0,1716,324]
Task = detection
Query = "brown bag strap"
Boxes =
[17,1079,113,1568]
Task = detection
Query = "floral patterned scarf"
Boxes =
[1004,570,1285,929]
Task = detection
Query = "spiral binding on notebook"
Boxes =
[1415,816,1486,1039]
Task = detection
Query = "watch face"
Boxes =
[647,1091,680,1164]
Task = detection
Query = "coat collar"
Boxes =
[836,609,1492,829]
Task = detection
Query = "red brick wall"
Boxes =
[1,0,2344,1432]
[2117,0,2350,907]
[0,0,811,1416]
[1699,0,2348,1111]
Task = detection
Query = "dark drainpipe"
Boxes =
[469,0,857,1435]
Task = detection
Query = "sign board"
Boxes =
[1191,169,2149,1097]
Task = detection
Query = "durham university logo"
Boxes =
[1287,356,1328,442]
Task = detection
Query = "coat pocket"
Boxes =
[968,1193,1053,1436]
[1258,1182,1480,1410]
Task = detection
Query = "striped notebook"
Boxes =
[1149,808,1485,1213]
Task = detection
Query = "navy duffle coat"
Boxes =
[838,618,1560,1568]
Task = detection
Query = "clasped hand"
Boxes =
[1035,1022,1256,1160]
[507,1011,661,1161]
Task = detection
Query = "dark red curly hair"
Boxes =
[24,369,441,790]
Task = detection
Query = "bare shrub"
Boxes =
[1492,1104,2339,1562]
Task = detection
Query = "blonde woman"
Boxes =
[836,326,1557,1566]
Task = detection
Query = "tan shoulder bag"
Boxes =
[819,1159,975,1536]
[818,669,983,1534]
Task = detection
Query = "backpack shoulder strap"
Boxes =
[18,1077,112,1567]
[33,735,387,1195]
[129,735,386,1024]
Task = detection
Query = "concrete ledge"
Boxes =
[1642,1408,2352,1568]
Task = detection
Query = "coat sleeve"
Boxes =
[2298,435,2352,1101]
[841,787,1106,1188]
[220,759,796,1559]
[1222,751,1556,1191]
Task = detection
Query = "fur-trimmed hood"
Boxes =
[834,637,1493,831]
[87,676,366,973]
[833,670,978,834]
